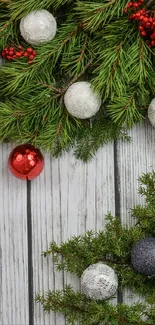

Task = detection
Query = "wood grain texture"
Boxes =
[116,120,155,305]
[31,145,115,324]
[2,121,154,324]
[0,144,28,325]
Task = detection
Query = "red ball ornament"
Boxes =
[8,144,44,180]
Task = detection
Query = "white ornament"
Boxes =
[148,98,155,127]
[64,82,101,119]
[81,262,118,300]
[20,10,57,46]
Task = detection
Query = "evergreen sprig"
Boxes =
[36,171,155,324]
[0,0,155,160]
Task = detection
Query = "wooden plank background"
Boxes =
[0,120,154,324]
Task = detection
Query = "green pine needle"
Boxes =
[0,0,155,161]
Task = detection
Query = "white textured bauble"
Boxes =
[81,262,118,300]
[148,98,155,127]
[20,10,57,45]
[64,82,101,119]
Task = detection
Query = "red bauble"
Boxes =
[8,144,44,180]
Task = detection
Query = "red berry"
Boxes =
[146,22,151,28]
[132,13,136,18]
[18,45,23,50]
[27,48,33,54]
[127,2,133,7]
[23,51,29,58]
[141,31,147,37]
[9,51,14,56]
[13,55,17,59]
[143,17,149,23]
[9,47,15,52]
[133,2,139,7]
[138,25,144,31]
[6,56,12,60]
[1,51,5,57]
[151,33,155,40]
[151,40,155,47]
[16,51,22,57]
[5,50,9,55]
[29,54,34,61]
[32,50,37,56]
[135,14,140,21]
[139,15,144,20]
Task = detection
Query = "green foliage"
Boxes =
[0,0,155,161]
[37,171,155,324]
[36,286,154,325]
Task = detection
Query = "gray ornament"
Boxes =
[148,98,155,127]
[20,10,57,46]
[131,237,155,276]
[81,262,118,300]
[64,81,101,119]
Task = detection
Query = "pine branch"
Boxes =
[56,58,93,99]
[0,0,154,160]
[0,0,10,3]
[37,82,62,94]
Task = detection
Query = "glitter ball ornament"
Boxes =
[64,82,101,119]
[20,10,57,46]
[148,98,155,127]
[81,262,118,300]
[131,237,155,276]
[8,144,44,180]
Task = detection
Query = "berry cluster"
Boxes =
[1,45,37,63]
[124,0,144,11]
[124,1,155,47]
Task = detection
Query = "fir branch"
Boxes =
[56,58,93,99]
[0,0,154,160]
[0,0,10,3]
[37,81,62,94]
[0,22,8,32]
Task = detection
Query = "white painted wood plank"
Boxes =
[31,153,56,325]
[116,120,155,304]
[85,145,115,231]
[32,144,115,324]
[0,144,28,325]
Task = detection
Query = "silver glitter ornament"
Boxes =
[81,262,118,300]
[64,82,101,119]
[20,10,57,46]
[131,237,155,276]
[148,98,155,127]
